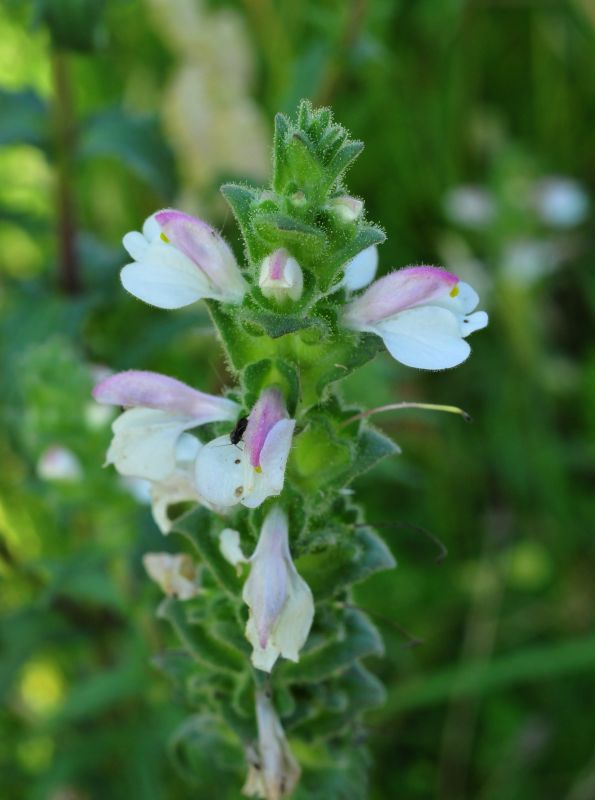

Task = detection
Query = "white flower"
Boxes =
[241,506,314,672]
[37,446,82,482]
[242,689,301,800]
[195,388,295,509]
[143,552,199,600]
[533,177,589,228]
[258,249,303,303]
[93,369,240,482]
[121,209,248,308]
[343,266,488,370]
[443,185,495,229]
[340,245,378,292]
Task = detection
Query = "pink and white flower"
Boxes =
[258,248,303,303]
[195,388,295,509]
[121,209,248,309]
[343,266,488,370]
[230,506,314,672]
[93,369,240,482]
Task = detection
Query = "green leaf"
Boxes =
[172,507,242,600]
[241,358,300,415]
[346,425,401,485]
[0,90,48,148]
[279,609,383,684]
[289,664,385,740]
[252,212,326,247]
[326,140,364,185]
[241,308,326,340]
[206,300,276,374]
[158,598,245,674]
[298,526,396,601]
[78,109,176,197]
[220,183,262,265]
[272,112,290,193]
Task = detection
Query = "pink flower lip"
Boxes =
[244,388,288,469]
[153,209,235,291]
[346,266,459,325]
[92,369,238,421]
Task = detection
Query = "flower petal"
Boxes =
[244,388,288,469]
[122,231,148,261]
[155,209,247,302]
[344,266,458,327]
[107,407,193,480]
[120,242,213,309]
[194,435,246,507]
[273,569,314,663]
[375,306,471,370]
[341,245,378,292]
[219,528,248,571]
[461,310,489,336]
[242,419,295,509]
[93,369,239,421]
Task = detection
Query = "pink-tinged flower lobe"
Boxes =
[345,266,459,327]
[93,369,239,423]
[244,388,288,469]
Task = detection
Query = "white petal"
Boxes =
[273,571,314,663]
[142,213,161,241]
[108,407,192,480]
[120,243,213,309]
[219,528,248,570]
[341,245,378,292]
[461,310,489,336]
[194,435,245,507]
[246,616,281,671]
[150,467,200,534]
[122,231,149,261]
[250,418,295,501]
[375,306,471,370]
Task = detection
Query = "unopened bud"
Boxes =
[258,249,303,303]
[326,195,363,223]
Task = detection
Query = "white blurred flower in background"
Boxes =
[146,0,269,212]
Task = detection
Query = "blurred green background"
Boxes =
[1,0,594,798]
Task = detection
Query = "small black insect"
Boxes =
[229,416,248,446]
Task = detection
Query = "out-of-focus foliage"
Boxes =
[1,1,594,799]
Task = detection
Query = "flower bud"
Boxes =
[326,195,363,223]
[258,249,303,303]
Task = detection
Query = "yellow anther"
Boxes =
[255,466,263,474]
[449,284,460,298]
[160,232,170,243]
